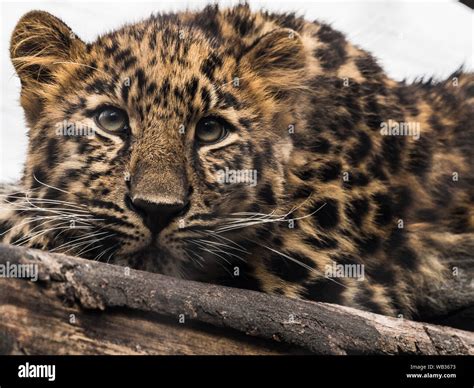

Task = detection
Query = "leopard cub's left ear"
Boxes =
[10,10,85,86]
[240,28,307,93]
[10,11,86,125]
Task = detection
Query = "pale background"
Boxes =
[1,0,472,182]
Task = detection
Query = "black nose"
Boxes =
[125,195,189,234]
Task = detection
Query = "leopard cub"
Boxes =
[1,4,473,320]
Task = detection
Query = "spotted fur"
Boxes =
[2,5,473,319]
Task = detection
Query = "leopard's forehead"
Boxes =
[95,18,223,66]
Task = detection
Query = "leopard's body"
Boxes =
[1,4,473,319]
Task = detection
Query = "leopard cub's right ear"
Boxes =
[10,10,85,86]
[239,28,308,97]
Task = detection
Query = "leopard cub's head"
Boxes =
[10,9,309,277]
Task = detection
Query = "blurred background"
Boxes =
[1,0,472,182]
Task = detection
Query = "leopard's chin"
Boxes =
[111,239,180,273]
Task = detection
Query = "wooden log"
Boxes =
[0,278,302,355]
[0,243,472,355]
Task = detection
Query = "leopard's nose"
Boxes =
[125,194,190,234]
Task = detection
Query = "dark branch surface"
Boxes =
[0,243,473,355]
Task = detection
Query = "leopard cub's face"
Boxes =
[10,11,307,276]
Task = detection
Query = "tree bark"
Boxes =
[0,243,472,355]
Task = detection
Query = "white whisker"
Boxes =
[216,201,326,233]
[49,230,110,252]
[250,239,348,289]
[32,173,73,195]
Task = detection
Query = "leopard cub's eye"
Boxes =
[95,107,128,133]
[195,117,229,144]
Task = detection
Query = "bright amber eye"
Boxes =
[96,107,128,132]
[195,118,228,144]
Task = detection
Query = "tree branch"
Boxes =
[0,243,472,355]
